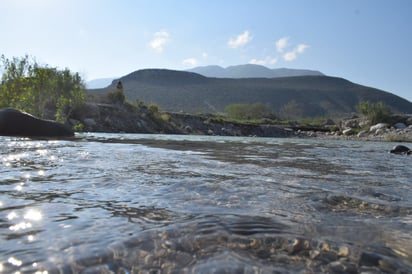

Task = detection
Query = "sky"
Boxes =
[0,0,411,102]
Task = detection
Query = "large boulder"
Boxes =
[393,122,407,129]
[0,108,74,137]
[369,123,389,133]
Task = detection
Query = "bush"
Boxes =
[72,122,85,132]
[160,113,171,122]
[149,103,159,113]
[357,101,392,125]
[279,100,304,119]
[225,103,272,120]
[107,88,125,104]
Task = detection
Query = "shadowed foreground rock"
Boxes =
[390,145,411,155]
[0,108,74,137]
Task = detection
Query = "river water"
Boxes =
[0,133,411,273]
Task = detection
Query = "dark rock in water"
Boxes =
[0,108,74,137]
[359,252,382,267]
[390,145,411,155]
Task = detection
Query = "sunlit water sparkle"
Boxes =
[0,133,411,273]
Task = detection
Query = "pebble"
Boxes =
[309,250,320,259]
[338,245,350,257]
[320,242,330,252]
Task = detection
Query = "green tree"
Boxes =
[0,55,85,122]
[107,80,125,104]
[356,100,392,125]
[279,100,304,120]
[225,103,271,120]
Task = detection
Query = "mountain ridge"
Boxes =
[86,77,116,89]
[187,64,324,78]
[86,64,324,89]
[88,68,412,117]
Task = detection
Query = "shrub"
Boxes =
[149,103,159,113]
[279,100,304,119]
[72,122,85,132]
[357,101,392,125]
[107,88,125,104]
[225,103,272,120]
[160,113,171,122]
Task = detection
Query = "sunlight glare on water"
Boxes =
[0,134,411,273]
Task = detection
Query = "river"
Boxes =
[0,133,411,273]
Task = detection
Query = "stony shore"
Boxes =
[70,103,412,143]
[298,115,412,142]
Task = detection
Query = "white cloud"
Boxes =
[202,52,208,59]
[249,56,278,66]
[228,31,252,49]
[182,58,199,67]
[149,31,170,52]
[283,51,297,61]
[296,44,309,54]
[275,37,289,53]
[283,43,309,61]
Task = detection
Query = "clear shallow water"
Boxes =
[0,133,411,273]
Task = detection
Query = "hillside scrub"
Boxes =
[357,101,392,125]
[279,100,305,119]
[225,103,273,120]
[0,55,86,122]
[107,83,126,105]
[109,69,412,116]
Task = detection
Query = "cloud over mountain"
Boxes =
[249,57,278,66]
[248,36,309,65]
[149,31,170,52]
[228,31,252,48]
[283,44,309,61]
[276,37,289,53]
[182,58,199,67]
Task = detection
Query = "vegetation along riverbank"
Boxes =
[1,55,411,142]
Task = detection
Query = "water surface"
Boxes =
[0,133,411,273]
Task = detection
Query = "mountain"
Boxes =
[187,64,324,78]
[86,77,116,89]
[90,69,412,117]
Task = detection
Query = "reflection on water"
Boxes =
[0,133,411,273]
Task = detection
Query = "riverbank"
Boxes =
[69,101,412,142]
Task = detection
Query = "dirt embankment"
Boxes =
[69,103,412,142]
[70,103,293,138]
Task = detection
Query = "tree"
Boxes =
[356,100,392,125]
[279,100,304,120]
[0,55,85,122]
[107,80,125,104]
[225,103,272,120]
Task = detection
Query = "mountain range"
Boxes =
[86,77,116,89]
[187,64,324,78]
[88,67,412,117]
[86,64,323,89]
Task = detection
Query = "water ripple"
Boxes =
[0,134,411,273]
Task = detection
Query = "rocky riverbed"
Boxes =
[69,102,412,142]
[300,115,412,142]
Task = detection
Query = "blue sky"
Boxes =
[1,0,411,102]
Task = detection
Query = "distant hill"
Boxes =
[187,64,324,78]
[86,77,116,89]
[89,69,412,117]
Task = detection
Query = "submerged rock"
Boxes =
[390,145,411,155]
